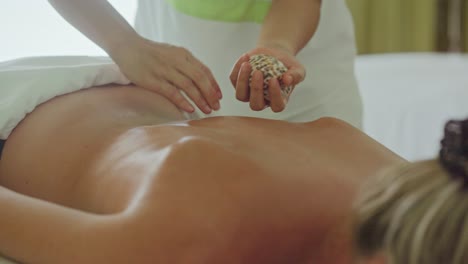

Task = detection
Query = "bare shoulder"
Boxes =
[307,117,404,160]
[304,117,364,136]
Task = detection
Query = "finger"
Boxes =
[191,70,220,112]
[249,70,266,111]
[165,70,213,114]
[155,79,196,113]
[176,53,220,111]
[179,66,220,111]
[235,62,252,102]
[192,56,223,99]
[229,54,249,88]
[283,67,306,86]
[268,78,287,113]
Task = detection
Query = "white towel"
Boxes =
[0,56,130,139]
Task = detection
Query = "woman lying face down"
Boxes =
[0,82,459,264]
[354,119,468,264]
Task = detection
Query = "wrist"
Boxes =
[256,41,296,56]
[104,29,140,57]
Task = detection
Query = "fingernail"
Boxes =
[213,101,220,110]
[287,74,294,85]
[217,90,223,99]
[184,104,195,113]
[204,104,212,113]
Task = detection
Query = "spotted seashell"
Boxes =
[248,54,292,102]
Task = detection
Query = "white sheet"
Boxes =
[0,56,131,139]
[357,52,468,161]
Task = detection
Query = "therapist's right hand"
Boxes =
[109,36,222,114]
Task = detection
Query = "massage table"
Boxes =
[357,52,468,161]
[1,52,467,263]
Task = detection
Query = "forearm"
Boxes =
[258,0,322,55]
[48,0,138,54]
[0,186,110,263]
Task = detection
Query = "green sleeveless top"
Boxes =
[164,0,272,23]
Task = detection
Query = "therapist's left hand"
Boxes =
[229,45,306,112]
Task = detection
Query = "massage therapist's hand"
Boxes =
[229,45,306,113]
[109,36,222,114]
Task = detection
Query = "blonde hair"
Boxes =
[353,159,468,263]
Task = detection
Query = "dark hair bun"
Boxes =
[439,119,468,187]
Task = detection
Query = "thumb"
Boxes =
[283,67,305,86]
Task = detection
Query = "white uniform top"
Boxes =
[135,0,362,127]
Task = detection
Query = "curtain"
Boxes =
[464,0,468,51]
[347,0,438,54]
